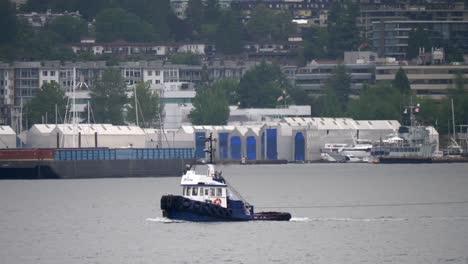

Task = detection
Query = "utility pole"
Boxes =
[134,85,139,127]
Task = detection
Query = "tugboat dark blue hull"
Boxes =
[161,195,254,222]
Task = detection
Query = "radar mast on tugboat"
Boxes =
[160,133,291,222]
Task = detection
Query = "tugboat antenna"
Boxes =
[205,132,216,164]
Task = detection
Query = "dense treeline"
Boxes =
[0,0,364,61]
[313,66,468,137]
[1,0,465,62]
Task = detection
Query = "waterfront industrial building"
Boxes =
[0,118,438,161]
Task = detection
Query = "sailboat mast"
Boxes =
[134,85,139,127]
[72,67,76,148]
[451,99,456,141]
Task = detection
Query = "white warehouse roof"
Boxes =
[0,126,15,135]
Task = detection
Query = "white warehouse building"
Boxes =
[0,126,16,148]
[27,124,146,148]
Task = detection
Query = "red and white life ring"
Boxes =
[214,198,222,205]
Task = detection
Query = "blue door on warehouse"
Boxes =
[266,128,277,160]
[246,136,256,160]
[195,132,206,159]
[218,132,229,160]
[294,132,305,161]
[230,136,242,159]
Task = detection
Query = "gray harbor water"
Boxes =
[1,163,468,264]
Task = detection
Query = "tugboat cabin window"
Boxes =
[210,188,215,196]
[205,189,209,196]
[200,187,204,196]
[192,187,198,196]
[216,188,222,197]
[186,186,191,196]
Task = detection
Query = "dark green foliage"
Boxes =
[319,85,342,117]
[95,8,156,42]
[127,82,160,127]
[204,0,221,24]
[0,0,17,44]
[169,52,201,65]
[190,84,230,125]
[238,61,291,108]
[215,10,243,54]
[324,64,351,112]
[246,4,296,42]
[327,0,360,58]
[347,82,401,120]
[393,68,411,94]
[118,0,171,39]
[407,26,432,59]
[214,78,240,105]
[186,0,204,33]
[303,27,329,60]
[25,82,68,127]
[167,13,193,42]
[47,15,88,43]
[89,69,128,125]
[449,72,468,128]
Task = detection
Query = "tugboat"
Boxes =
[160,133,291,222]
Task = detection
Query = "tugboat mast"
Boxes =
[205,132,216,164]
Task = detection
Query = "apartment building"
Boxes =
[285,61,375,97]
[0,64,14,125]
[17,10,82,28]
[371,20,468,59]
[358,0,468,40]
[375,64,468,99]
[0,59,263,128]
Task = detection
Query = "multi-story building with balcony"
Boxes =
[17,10,82,28]
[375,64,468,99]
[285,61,375,97]
[0,59,262,129]
[371,20,468,59]
[0,64,14,125]
[358,0,468,40]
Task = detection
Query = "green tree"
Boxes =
[89,69,128,124]
[118,0,171,39]
[0,0,17,45]
[449,72,468,127]
[319,85,342,117]
[127,82,160,127]
[415,96,444,128]
[167,13,193,41]
[186,0,204,33]
[25,82,68,127]
[407,26,432,59]
[324,64,351,112]
[204,0,220,23]
[247,5,275,41]
[303,26,329,60]
[347,82,401,120]
[47,15,88,43]
[215,10,243,54]
[237,61,290,108]
[213,78,240,105]
[190,84,230,125]
[327,0,360,58]
[247,5,296,41]
[95,8,156,42]
[393,67,411,94]
[169,52,201,65]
